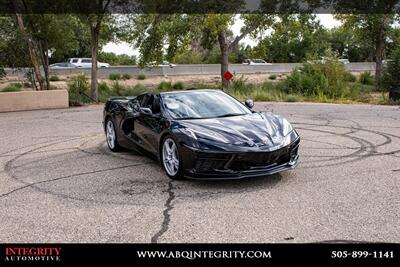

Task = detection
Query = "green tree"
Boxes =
[98,52,137,65]
[75,0,118,101]
[254,14,329,63]
[122,13,273,90]
[337,14,395,87]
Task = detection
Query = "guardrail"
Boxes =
[5,63,376,79]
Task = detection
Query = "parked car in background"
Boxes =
[383,59,392,66]
[68,58,110,68]
[338,59,350,64]
[146,61,176,68]
[49,62,78,69]
[159,61,176,67]
[242,59,272,65]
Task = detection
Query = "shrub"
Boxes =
[109,73,121,80]
[123,84,147,96]
[359,72,374,85]
[269,74,277,80]
[49,75,60,81]
[122,73,131,80]
[382,47,400,91]
[0,67,6,79]
[172,81,184,90]
[2,83,22,92]
[345,72,357,82]
[111,81,127,96]
[67,74,91,105]
[230,75,248,93]
[285,59,352,99]
[285,94,301,102]
[98,82,113,103]
[157,81,172,92]
[137,74,146,80]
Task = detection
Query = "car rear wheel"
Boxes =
[106,119,122,152]
[161,137,184,180]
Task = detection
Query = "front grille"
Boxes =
[230,149,290,171]
[193,139,300,173]
[195,159,227,172]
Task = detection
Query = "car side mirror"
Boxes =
[244,99,254,109]
[139,107,153,115]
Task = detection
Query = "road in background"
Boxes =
[5,63,376,79]
[0,102,398,243]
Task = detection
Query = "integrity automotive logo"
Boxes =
[2,247,62,263]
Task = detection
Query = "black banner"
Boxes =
[1,0,400,14]
[0,243,399,266]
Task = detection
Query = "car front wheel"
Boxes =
[105,119,122,152]
[161,137,184,180]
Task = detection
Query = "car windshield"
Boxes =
[161,91,251,120]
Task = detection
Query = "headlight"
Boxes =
[281,118,294,137]
[180,128,230,144]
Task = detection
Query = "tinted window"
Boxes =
[161,91,251,120]
[72,59,78,63]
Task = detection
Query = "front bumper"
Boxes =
[180,138,300,180]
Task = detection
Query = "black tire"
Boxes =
[105,118,123,152]
[161,135,184,180]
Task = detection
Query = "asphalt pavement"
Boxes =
[0,102,399,243]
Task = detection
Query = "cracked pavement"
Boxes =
[0,103,399,243]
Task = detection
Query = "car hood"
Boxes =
[177,112,295,151]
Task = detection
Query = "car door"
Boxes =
[134,96,164,154]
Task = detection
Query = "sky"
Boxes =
[103,14,341,57]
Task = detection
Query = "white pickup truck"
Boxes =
[68,58,110,68]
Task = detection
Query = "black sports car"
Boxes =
[103,89,300,180]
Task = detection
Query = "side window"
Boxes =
[82,59,91,63]
[72,59,78,63]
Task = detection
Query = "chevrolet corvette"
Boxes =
[103,89,300,180]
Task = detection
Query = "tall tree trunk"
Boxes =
[39,39,50,90]
[90,23,100,102]
[218,31,230,91]
[14,13,44,91]
[375,15,390,89]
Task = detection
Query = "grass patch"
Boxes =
[124,84,147,96]
[345,72,357,82]
[109,73,121,81]
[49,75,60,81]
[137,74,146,80]
[2,83,22,92]
[157,81,172,92]
[172,81,184,90]
[122,73,131,80]
[67,75,91,106]
[359,71,374,85]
